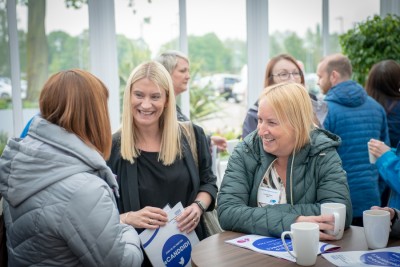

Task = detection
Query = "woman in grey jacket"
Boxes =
[218,82,352,240]
[0,70,143,266]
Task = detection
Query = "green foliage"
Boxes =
[22,100,39,108]
[0,131,8,155]
[159,33,244,76]
[48,30,90,74]
[189,83,224,123]
[117,34,151,85]
[339,14,400,86]
[0,99,10,109]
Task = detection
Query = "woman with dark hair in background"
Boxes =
[366,59,400,148]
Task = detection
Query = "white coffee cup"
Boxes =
[321,203,346,240]
[281,222,319,266]
[367,142,377,164]
[363,209,390,249]
[368,151,377,164]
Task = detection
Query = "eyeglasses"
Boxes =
[271,72,302,81]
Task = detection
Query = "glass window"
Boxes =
[0,1,90,138]
[329,0,380,53]
[186,0,246,138]
[269,0,322,74]
[114,1,178,94]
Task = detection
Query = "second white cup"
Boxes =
[281,222,319,266]
[321,202,346,240]
[363,209,390,249]
[367,141,377,164]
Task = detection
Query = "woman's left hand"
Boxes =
[368,139,390,158]
[296,214,338,241]
[176,203,202,234]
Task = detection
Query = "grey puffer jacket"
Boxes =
[0,117,143,267]
[217,128,352,237]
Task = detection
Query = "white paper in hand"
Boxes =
[139,202,199,267]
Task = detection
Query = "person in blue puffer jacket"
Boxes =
[365,59,400,206]
[368,139,400,210]
[317,53,390,226]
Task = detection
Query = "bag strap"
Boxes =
[180,121,198,168]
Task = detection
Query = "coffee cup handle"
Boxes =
[281,231,296,259]
[332,212,340,236]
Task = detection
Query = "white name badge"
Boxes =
[257,187,281,207]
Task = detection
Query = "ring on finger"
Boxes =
[149,218,153,225]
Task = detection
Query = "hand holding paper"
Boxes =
[124,206,168,229]
[139,202,199,267]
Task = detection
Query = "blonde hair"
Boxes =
[39,69,112,160]
[120,61,182,164]
[259,82,315,151]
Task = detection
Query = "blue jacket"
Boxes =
[376,143,400,210]
[323,80,390,217]
[385,99,400,147]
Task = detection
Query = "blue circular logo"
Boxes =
[162,234,192,267]
[253,237,289,252]
[360,252,400,266]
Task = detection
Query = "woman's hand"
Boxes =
[121,206,168,229]
[211,136,227,151]
[176,203,202,234]
[368,139,390,158]
[295,215,337,240]
[371,206,396,221]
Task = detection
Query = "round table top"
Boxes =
[191,226,400,267]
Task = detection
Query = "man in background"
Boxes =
[317,53,389,226]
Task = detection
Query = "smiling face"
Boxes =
[270,59,302,85]
[257,97,296,158]
[131,78,167,129]
[171,57,190,96]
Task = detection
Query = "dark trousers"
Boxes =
[352,216,363,227]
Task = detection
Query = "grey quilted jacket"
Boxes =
[0,117,143,266]
[217,128,352,237]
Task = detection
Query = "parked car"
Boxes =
[209,74,241,100]
[0,78,12,99]
[232,80,247,103]
[0,77,27,99]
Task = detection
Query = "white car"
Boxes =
[232,80,247,103]
[0,77,27,99]
[209,73,241,100]
[0,78,12,99]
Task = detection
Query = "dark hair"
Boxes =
[39,69,112,159]
[264,54,305,87]
[365,59,400,113]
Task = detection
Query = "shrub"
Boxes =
[0,131,8,155]
[339,14,400,86]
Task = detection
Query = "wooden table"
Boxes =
[191,226,400,266]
